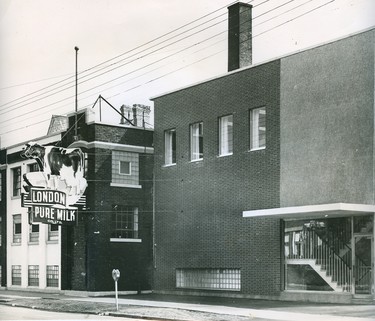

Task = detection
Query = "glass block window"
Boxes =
[28,265,39,286]
[12,167,21,197]
[112,151,139,186]
[190,122,203,161]
[29,224,39,243]
[48,224,59,241]
[46,265,59,287]
[165,128,176,165]
[13,214,22,244]
[12,265,21,286]
[111,205,138,239]
[250,107,266,150]
[219,115,233,156]
[176,268,241,291]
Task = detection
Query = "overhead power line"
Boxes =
[0,0,336,136]
[0,0,244,112]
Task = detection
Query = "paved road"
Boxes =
[0,305,148,321]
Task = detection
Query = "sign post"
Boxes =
[111,269,120,311]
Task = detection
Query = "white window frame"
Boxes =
[190,122,203,161]
[12,167,21,198]
[110,205,141,242]
[13,214,22,244]
[164,128,176,165]
[48,224,59,242]
[250,107,266,151]
[119,161,131,175]
[219,115,233,156]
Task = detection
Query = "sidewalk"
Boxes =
[0,290,374,321]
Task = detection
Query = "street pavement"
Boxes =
[0,289,374,321]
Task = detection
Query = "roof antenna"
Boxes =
[74,46,79,141]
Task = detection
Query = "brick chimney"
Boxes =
[228,2,253,72]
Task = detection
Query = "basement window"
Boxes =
[176,268,241,291]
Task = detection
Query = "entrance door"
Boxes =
[354,235,373,295]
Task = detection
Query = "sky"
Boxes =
[0,0,374,148]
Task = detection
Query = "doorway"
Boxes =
[354,235,373,295]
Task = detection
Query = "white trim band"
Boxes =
[68,140,154,154]
[243,203,375,219]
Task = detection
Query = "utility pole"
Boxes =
[74,46,79,140]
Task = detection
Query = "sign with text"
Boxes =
[23,188,77,225]
[20,142,88,225]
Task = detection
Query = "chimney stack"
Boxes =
[227,2,252,72]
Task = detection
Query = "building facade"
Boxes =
[64,109,154,292]
[4,134,63,291]
[0,107,154,293]
[151,3,375,304]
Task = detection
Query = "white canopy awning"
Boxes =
[243,203,375,220]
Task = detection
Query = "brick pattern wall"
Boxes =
[153,60,282,297]
[67,124,154,292]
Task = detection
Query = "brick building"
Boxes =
[151,3,375,303]
[0,106,154,293]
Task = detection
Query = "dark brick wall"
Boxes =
[153,60,281,296]
[67,124,154,292]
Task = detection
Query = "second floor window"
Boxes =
[165,129,176,165]
[190,122,203,161]
[219,115,233,156]
[29,223,39,243]
[250,107,266,150]
[48,224,59,241]
[12,167,21,197]
[13,214,21,244]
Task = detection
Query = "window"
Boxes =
[250,107,266,150]
[12,167,21,197]
[29,223,39,243]
[12,265,21,285]
[13,214,21,244]
[28,265,39,286]
[48,224,59,241]
[119,161,131,175]
[46,265,59,287]
[164,129,176,165]
[219,115,233,156]
[176,268,241,291]
[111,205,138,239]
[190,122,203,161]
[28,163,40,172]
[111,151,140,188]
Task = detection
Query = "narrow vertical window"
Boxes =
[165,129,176,165]
[12,265,21,285]
[13,214,21,244]
[12,167,21,197]
[28,265,39,286]
[29,223,39,243]
[250,107,266,150]
[219,115,233,156]
[48,224,59,241]
[46,265,59,287]
[190,122,203,161]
